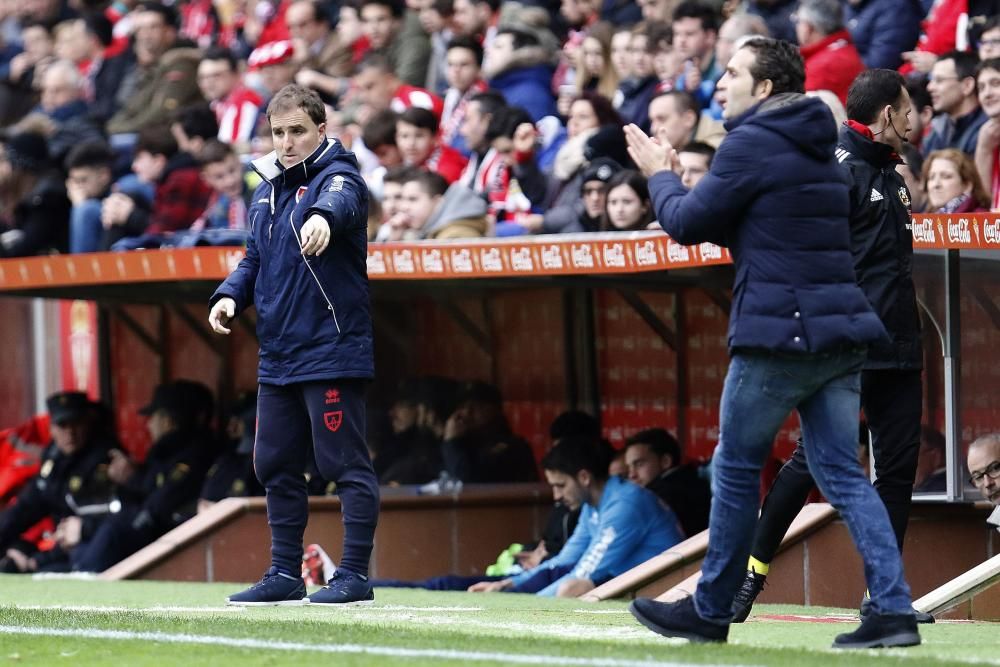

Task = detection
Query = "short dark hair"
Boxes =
[202,46,238,71]
[572,91,623,127]
[138,1,179,29]
[906,78,931,112]
[295,0,330,24]
[199,139,237,166]
[679,140,715,165]
[359,0,404,18]
[485,105,533,143]
[64,140,114,171]
[267,84,326,126]
[383,165,419,185]
[739,36,805,95]
[672,0,719,32]
[83,12,113,47]
[135,125,178,158]
[469,90,507,117]
[541,435,612,481]
[549,410,600,440]
[357,52,395,75]
[362,109,399,149]
[496,27,539,51]
[939,50,981,82]
[398,106,439,134]
[625,428,681,464]
[976,57,1000,80]
[403,169,449,197]
[173,103,220,141]
[447,34,484,66]
[846,69,906,125]
[654,89,699,117]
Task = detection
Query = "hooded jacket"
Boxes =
[837,124,922,369]
[650,93,887,354]
[486,47,558,122]
[211,138,373,384]
[845,0,922,69]
[420,183,488,240]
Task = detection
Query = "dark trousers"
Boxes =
[750,368,922,563]
[72,509,162,572]
[255,379,379,577]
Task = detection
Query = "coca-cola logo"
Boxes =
[911,218,935,243]
[571,244,594,268]
[421,248,444,273]
[984,218,1000,245]
[698,243,722,261]
[392,249,415,273]
[948,218,971,244]
[366,250,386,274]
[603,243,626,268]
[480,247,503,272]
[667,240,690,263]
[541,245,563,269]
[451,248,473,273]
[511,247,534,271]
[634,240,658,266]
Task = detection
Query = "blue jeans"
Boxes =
[69,200,104,253]
[694,347,913,623]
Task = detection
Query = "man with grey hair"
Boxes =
[796,0,865,104]
[35,59,104,163]
[968,434,1000,522]
[715,13,769,71]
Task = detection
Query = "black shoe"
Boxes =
[833,612,921,649]
[629,595,729,643]
[731,569,767,623]
[306,569,375,606]
[860,597,934,624]
[226,566,307,606]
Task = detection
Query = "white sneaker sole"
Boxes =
[226,599,307,607]
[304,599,375,607]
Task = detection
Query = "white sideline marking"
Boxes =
[11,605,244,614]
[0,625,746,667]
[572,609,632,614]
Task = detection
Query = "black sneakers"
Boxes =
[860,596,935,624]
[226,566,307,606]
[833,612,921,649]
[629,595,729,643]
[306,569,375,606]
[731,569,767,623]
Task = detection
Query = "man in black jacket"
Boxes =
[730,68,927,623]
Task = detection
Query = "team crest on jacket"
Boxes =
[324,411,343,432]
[898,186,911,210]
[296,186,308,203]
[328,175,345,192]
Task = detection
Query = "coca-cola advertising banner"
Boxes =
[59,299,99,400]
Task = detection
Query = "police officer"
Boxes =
[209,84,378,606]
[0,392,117,573]
[71,382,213,572]
[198,392,261,513]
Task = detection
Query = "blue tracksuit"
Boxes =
[509,476,684,596]
[210,138,378,577]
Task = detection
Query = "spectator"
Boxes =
[190,140,251,234]
[100,125,212,250]
[744,0,796,45]
[396,106,469,183]
[609,24,634,84]
[649,20,684,94]
[360,0,432,87]
[602,0,641,24]
[287,0,354,99]
[362,109,403,170]
[170,103,220,161]
[441,35,488,155]
[106,3,203,136]
[624,427,712,537]
[65,140,115,254]
[471,435,684,597]
[897,143,927,213]
[247,40,299,101]
[575,22,619,101]
[637,0,674,23]
[353,53,444,124]
[484,104,550,231]
[923,148,992,212]
[924,51,988,158]
[978,17,1000,62]
[452,0,499,47]
[974,57,1000,209]
[616,22,659,132]
[795,0,865,106]
[649,90,725,151]
[197,47,262,148]
[400,170,487,239]
[484,26,558,122]
[418,0,457,97]
[375,165,415,231]
[550,91,621,195]
[913,427,946,493]
[715,13,769,73]
[81,12,131,125]
[441,381,539,484]
[601,169,653,231]
[33,58,105,164]
[898,0,967,76]
[0,132,70,258]
[0,392,117,574]
[906,79,935,151]
[71,382,213,572]
[968,433,1000,507]
[0,22,53,125]
[544,156,617,233]
[677,140,714,189]
[672,1,722,112]
[378,377,457,485]
[845,0,922,70]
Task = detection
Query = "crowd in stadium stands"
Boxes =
[0,0,999,258]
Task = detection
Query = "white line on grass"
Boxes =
[9,605,244,614]
[0,625,749,667]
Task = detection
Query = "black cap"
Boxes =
[46,391,93,425]
[580,158,620,189]
[584,125,633,169]
[138,382,192,417]
[3,132,50,171]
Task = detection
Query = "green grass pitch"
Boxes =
[0,575,996,666]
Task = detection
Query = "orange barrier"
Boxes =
[0,214,997,291]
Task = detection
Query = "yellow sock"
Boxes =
[748,556,770,577]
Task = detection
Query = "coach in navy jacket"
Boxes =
[625,38,918,647]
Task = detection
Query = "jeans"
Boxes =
[69,200,104,254]
[694,348,913,623]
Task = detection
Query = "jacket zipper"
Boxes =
[288,208,341,334]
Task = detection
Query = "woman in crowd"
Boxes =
[574,23,619,101]
[923,148,991,213]
[600,170,653,232]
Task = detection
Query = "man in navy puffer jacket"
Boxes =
[624,38,920,649]
[209,84,378,607]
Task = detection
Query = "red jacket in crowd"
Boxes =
[801,29,867,105]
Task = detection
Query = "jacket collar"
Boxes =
[800,29,854,59]
[841,121,902,166]
[250,137,336,184]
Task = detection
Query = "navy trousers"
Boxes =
[255,379,379,578]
